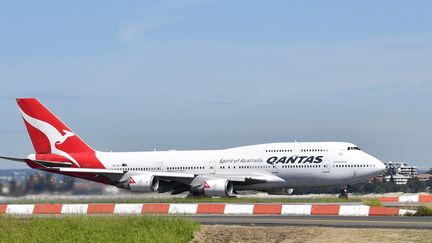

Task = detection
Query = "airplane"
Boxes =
[0,98,386,198]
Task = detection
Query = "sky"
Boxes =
[0,0,431,170]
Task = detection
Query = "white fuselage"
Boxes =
[95,142,385,190]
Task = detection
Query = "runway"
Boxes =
[187,215,432,229]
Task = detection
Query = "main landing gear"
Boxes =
[186,192,204,198]
[338,185,349,199]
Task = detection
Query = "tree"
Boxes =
[427,167,432,174]
[62,176,75,191]
[389,175,395,184]
[9,179,17,196]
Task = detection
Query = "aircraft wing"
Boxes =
[54,167,194,178]
[51,168,281,189]
[44,168,194,183]
[0,156,283,187]
[0,156,195,182]
[189,172,285,186]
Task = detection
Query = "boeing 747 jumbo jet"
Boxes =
[0,98,385,198]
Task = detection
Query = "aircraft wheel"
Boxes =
[338,186,349,199]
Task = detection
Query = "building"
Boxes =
[415,174,431,182]
[384,174,411,185]
[383,161,420,185]
[384,161,418,177]
[399,164,418,177]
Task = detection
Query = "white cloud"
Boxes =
[117,16,176,46]
[116,0,214,47]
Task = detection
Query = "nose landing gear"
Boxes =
[338,185,349,199]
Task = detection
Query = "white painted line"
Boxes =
[114,204,143,214]
[281,205,312,215]
[168,204,198,214]
[6,204,34,215]
[224,204,254,215]
[61,204,88,214]
[399,195,419,203]
[339,205,370,216]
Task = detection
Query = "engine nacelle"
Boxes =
[202,179,233,197]
[124,175,159,192]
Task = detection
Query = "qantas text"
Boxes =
[267,156,323,165]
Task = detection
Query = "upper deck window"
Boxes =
[347,147,361,151]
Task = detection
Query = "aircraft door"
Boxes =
[272,163,279,173]
[208,161,216,174]
[156,162,165,172]
[322,161,330,173]
[289,145,300,183]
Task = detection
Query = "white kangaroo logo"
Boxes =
[19,108,80,167]
[56,130,75,145]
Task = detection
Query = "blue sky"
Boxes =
[0,0,431,170]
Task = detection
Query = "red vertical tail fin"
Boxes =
[17,98,94,154]
[16,98,105,168]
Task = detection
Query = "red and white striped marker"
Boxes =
[0,203,415,216]
[379,195,432,203]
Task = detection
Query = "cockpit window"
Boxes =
[347,147,361,151]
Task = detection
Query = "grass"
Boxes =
[0,216,199,243]
[412,206,432,216]
[0,196,363,204]
[362,198,383,207]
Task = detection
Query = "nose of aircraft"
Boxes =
[376,160,386,172]
[375,161,386,175]
[370,155,385,175]
[362,152,385,175]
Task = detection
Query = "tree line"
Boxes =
[0,172,75,197]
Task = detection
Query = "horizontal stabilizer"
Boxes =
[0,156,28,162]
[35,160,73,168]
[0,156,72,167]
[53,168,124,174]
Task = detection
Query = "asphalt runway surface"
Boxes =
[187,215,432,229]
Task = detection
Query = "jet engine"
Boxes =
[119,175,159,192]
[202,178,234,197]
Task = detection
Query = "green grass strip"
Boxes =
[0,216,199,243]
